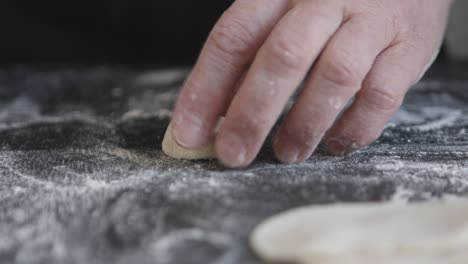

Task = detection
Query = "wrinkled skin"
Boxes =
[171,0,453,168]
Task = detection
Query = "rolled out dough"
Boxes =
[251,199,468,264]
[162,118,223,160]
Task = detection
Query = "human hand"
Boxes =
[171,0,453,168]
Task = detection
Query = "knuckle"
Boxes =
[265,33,308,72]
[209,15,255,59]
[321,50,363,88]
[362,87,402,111]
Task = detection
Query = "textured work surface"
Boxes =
[0,66,467,264]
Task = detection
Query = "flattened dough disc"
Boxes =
[251,199,468,264]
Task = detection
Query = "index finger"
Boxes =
[171,0,289,148]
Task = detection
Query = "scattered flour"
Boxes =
[391,106,463,132]
[150,228,233,263]
[410,110,462,132]
[120,109,172,121]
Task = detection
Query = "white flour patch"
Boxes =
[84,178,109,189]
[128,90,179,112]
[189,93,198,102]
[328,96,343,110]
[120,109,172,121]
[133,68,189,86]
[375,161,405,171]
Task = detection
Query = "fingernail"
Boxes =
[172,110,205,148]
[216,132,247,168]
[274,136,301,164]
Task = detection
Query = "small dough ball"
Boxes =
[162,118,223,160]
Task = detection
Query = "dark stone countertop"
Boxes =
[0,65,467,264]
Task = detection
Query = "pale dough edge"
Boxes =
[162,122,216,160]
[250,200,468,264]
